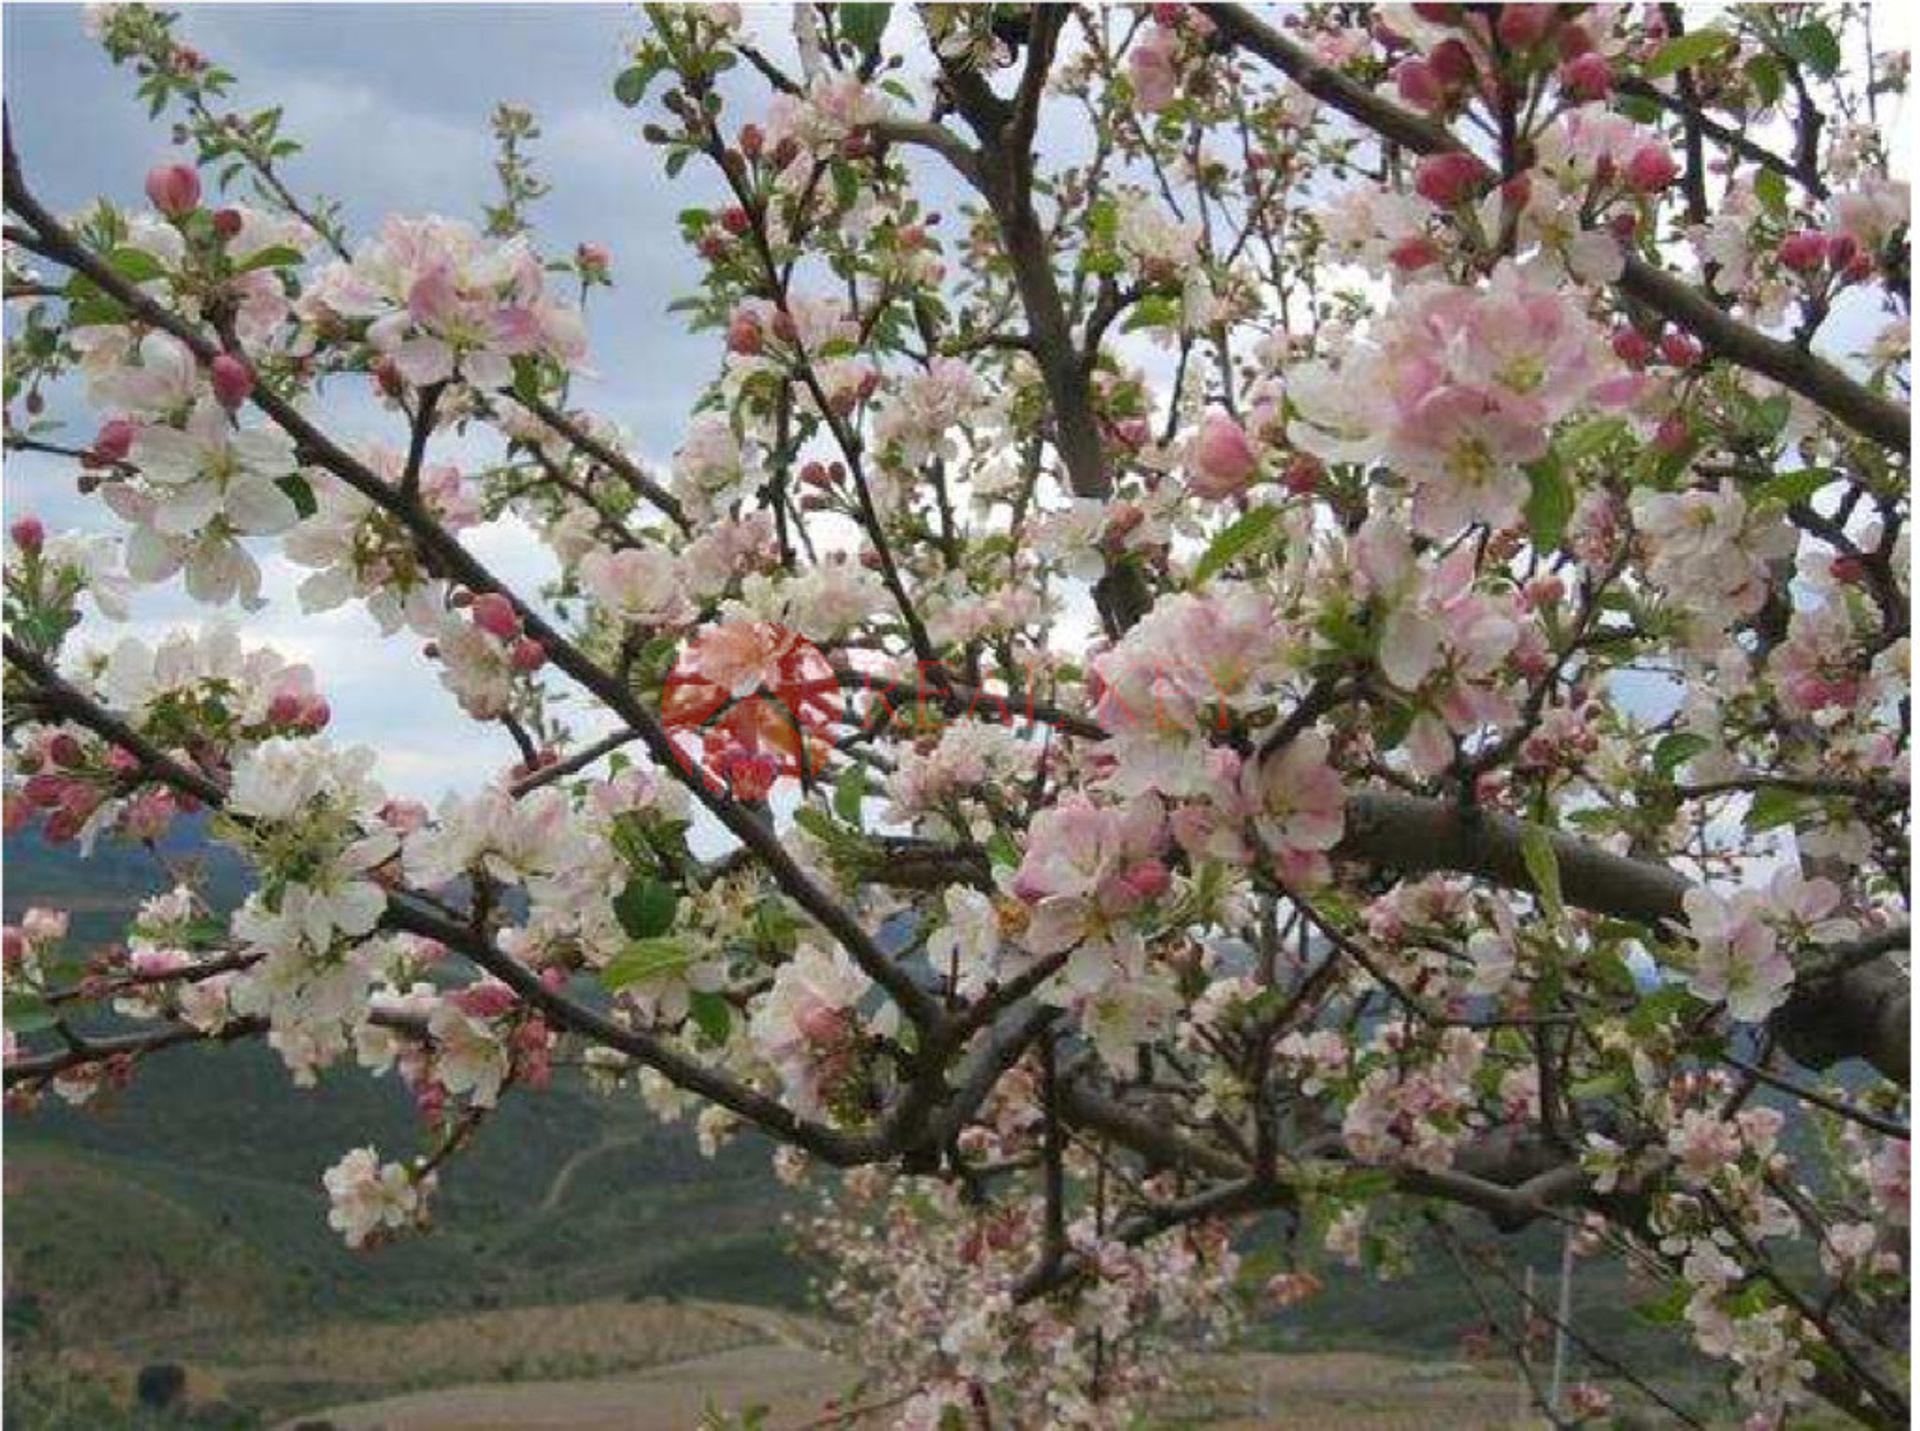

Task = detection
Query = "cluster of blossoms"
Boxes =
[1288,263,1636,538]
[793,1158,1239,1429]
[218,739,402,1080]
[6,625,326,848]
[300,215,586,390]
[1629,481,1797,638]
[1678,871,1860,1023]
[283,444,480,633]
[322,1146,429,1248]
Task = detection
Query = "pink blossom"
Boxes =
[1244,731,1345,885]
[1129,24,1180,112]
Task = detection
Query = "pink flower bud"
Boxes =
[738,123,764,159]
[1654,414,1690,451]
[509,636,547,672]
[93,417,135,464]
[1427,38,1476,86]
[47,733,84,768]
[266,692,304,725]
[1283,452,1324,495]
[726,311,763,356]
[1189,408,1258,498]
[1658,332,1701,368]
[469,592,521,640]
[299,697,331,730]
[1394,58,1445,110]
[1624,142,1678,193]
[1776,229,1829,272]
[1559,52,1612,101]
[1611,328,1654,366]
[1413,151,1492,208]
[211,207,244,240]
[1824,233,1860,270]
[1387,235,1440,272]
[144,162,201,216]
[373,356,405,399]
[796,1000,846,1044]
[209,353,254,410]
[576,240,610,270]
[1495,4,1557,50]
[720,205,752,237]
[1556,23,1595,58]
[1524,573,1565,607]
[9,516,44,554]
[1122,858,1172,901]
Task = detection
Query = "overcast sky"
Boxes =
[5,3,752,799]
[4,4,1911,806]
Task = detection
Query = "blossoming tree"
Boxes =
[3,4,1911,1426]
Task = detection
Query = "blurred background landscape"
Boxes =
[4,826,1748,1428]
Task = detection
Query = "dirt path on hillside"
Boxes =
[284,1342,862,1431]
[285,1346,1533,1431]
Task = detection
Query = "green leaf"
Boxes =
[1744,53,1784,106]
[1753,167,1788,218]
[1628,984,1703,1038]
[833,766,866,828]
[614,57,665,108]
[831,159,859,210]
[687,989,732,1046]
[1519,826,1564,922]
[601,936,695,991]
[1756,467,1833,507]
[234,243,303,273]
[1652,731,1710,777]
[794,805,836,840]
[1523,454,1574,552]
[1777,22,1841,78]
[1746,785,1806,833]
[838,3,890,54]
[614,877,678,940]
[1645,29,1733,78]
[3,992,56,1033]
[1615,93,1661,125]
[1749,392,1792,440]
[1558,415,1627,463]
[276,473,317,519]
[1192,504,1281,586]
[1634,1281,1689,1326]
[106,246,167,282]
[985,830,1020,868]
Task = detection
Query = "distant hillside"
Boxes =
[4,825,1735,1427]
[4,823,813,1417]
